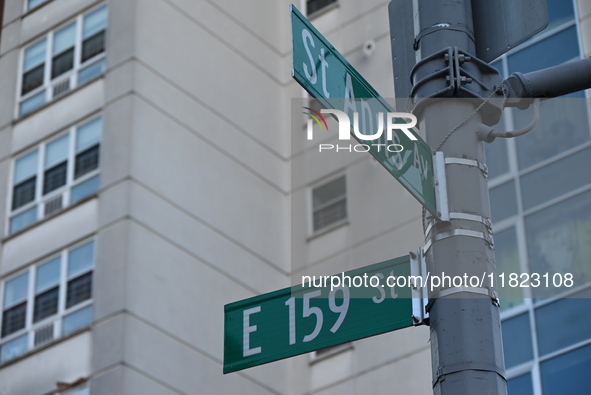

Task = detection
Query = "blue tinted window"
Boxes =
[525,190,591,298]
[541,344,591,395]
[508,26,579,74]
[536,291,591,356]
[62,305,93,335]
[508,373,533,395]
[9,207,38,234]
[546,0,574,30]
[485,138,509,179]
[514,93,589,170]
[489,181,517,223]
[495,228,523,310]
[502,313,533,368]
[71,176,100,203]
[521,146,591,210]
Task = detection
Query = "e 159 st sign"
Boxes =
[223,256,413,373]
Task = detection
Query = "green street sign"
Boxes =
[224,256,413,373]
[291,5,438,218]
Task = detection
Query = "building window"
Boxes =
[9,116,102,234]
[486,1,591,393]
[311,175,347,233]
[61,386,89,395]
[0,240,95,364]
[19,4,108,117]
[27,0,49,12]
[306,0,337,16]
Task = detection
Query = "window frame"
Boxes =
[7,115,102,235]
[25,0,50,13]
[17,4,108,118]
[308,173,348,236]
[306,0,338,17]
[0,239,95,364]
[488,2,591,392]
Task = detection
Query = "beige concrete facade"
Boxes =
[0,1,589,394]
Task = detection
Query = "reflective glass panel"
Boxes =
[9,207,38,234]
[507,373,533,395]
[514,95,589,170]
[541,344,591,395]
[485,138,509,179]
[71,176,100,203]
[490,181,517,223]
[78,59,106,84]
[65,387,89,395]
[12,177,36,210]
[495,227,523,310]
[62,305,93,336]
[536,288,591,356]
[35,257,61,293]
[53,22,76,55]
[19,91,46,116]
[76,117,102,152]
[83,5,108,38]
[45,134,69,168]
[502,313,533,368]
[28,0,48,10]
[313,176,346,208]
[4,273,29,308]
[546,0,574,30]
[508,26,579,75]
[14,150,38,184]
[0,334,28,363]
[525,190,591,298]
[68,241,95,278]
[521,146,591,210]
[23,39,46,72]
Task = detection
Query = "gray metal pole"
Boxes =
[504,57,591,108]
[412,1,507,394]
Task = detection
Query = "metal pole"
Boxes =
[411,1,507,394]
[504,57,591,108]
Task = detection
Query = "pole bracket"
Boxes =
[410,247,429,326]
[426,287,500,313]
[425,212,492,239]
[423,229,494,255]
[433,152,450,222]
[410,47,504,125]
[444,156,488,178]
[434,361,506,386]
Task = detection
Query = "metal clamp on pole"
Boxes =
[426,287,500,313]
[444,156,488,178]
[433,152,450,222]
[410,247,429,325]
[423,229,494,254]
[424,212,492,239]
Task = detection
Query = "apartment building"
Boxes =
[0,0,589,394]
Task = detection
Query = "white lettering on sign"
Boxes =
[243,306,262,357]
[302,290,323,342]
[344,73,357,115]
[302,29,317,84]
[284,286,351,346]
[413,143,430,180]
[319,48,330,98]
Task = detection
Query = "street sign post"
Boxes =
[290,5,439,218]
[224,255,415,373]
